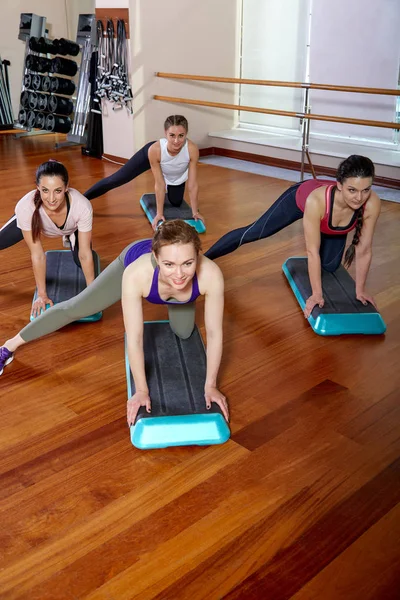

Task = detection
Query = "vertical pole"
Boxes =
[300,86,309,181]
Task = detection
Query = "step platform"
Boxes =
[140,193,206,233]
[126,321,230,449]
[282,257,386,336]
[31,250,102,322]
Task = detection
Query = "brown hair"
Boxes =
[337,156,374,269]
[163,115,188,132]
[32,160,69,242]
[344,209,363,268]
[152,219,201,256]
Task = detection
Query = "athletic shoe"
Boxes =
[0,347,13,375]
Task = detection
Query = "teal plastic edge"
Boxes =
[130,414,231,449]
[140,197,206,234]
[30,250,103,323]
[125,321,230,449]
[282,258,386,336]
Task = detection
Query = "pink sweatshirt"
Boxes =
[15,188,93,240]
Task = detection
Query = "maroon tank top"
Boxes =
[295,179,360,235]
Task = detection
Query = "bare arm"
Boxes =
[302,193,324,318]
[187,142,203,222]
[355,194,381,306]
[22,230,54,317]
[77,230,95,286]
[121,264,150,425]
[148,142,166,229]
[202,259,229,421]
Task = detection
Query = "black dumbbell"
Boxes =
[48,95,74,116]
[35,112,46,128]
[50,76,75,95]
[20,90,30,108]
[24,73,32,89]
[49,57,78,77]
[45,114,72,133]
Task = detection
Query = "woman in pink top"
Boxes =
[15,160,95,317]
[206,155,381,318]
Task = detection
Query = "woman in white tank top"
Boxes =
[84,115,205,229]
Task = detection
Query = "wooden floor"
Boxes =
[0,134,399,600]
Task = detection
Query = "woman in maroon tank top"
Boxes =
[206,155,381,317]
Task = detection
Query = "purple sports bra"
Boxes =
[123,239,200,305]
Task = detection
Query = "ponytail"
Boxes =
[31,189,43,242]
[344,209,363,268]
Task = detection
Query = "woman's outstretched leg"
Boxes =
[205,183,303,260]
[84,142,155,200]
[1,241,138,361]
[0,215,23,250]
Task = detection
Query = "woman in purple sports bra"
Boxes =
[0,220,228,423]
[205,155,381,318]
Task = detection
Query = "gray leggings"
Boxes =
[19,242,196,343]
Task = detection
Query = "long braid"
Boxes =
[31,189,43,242]
[344,209,363,268]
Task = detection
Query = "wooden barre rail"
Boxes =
[153,95,400,130]
[156,72,400,97]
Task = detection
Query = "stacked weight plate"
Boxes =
[18,36,80,133]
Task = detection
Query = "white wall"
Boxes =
[100,0,240,158]
[1,1,71,118]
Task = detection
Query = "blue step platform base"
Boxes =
[125,321,230,449]
[31,250,102,322]
[140,193,206,233]
[282,257,386,336]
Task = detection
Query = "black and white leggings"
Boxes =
[205,182,348,272]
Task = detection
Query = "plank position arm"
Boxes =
[148,142,167,230]
[22,230,54,318]
[202,258,228,421]
[355,194,381,308]
[122,261,151,426]
[76,230,95,287]
[302,192,324,319]
[187,141,204,223]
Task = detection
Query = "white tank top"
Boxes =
[159,138,190,186]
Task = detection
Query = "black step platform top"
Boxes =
[141,193,193,220]
[285,257,378,316]
[127,322,224,423]
[36,250,101,303]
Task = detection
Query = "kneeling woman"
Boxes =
[205,155,381,318]
[0,221,228,423]
[84,114,204,229]
[16,160,95,317]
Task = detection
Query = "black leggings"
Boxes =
[0,141,185,251]
[0,216,82,269]
[83,141,185,206]
[0,215,23,249]
[84,141,154,200]
[204,182,347,273]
